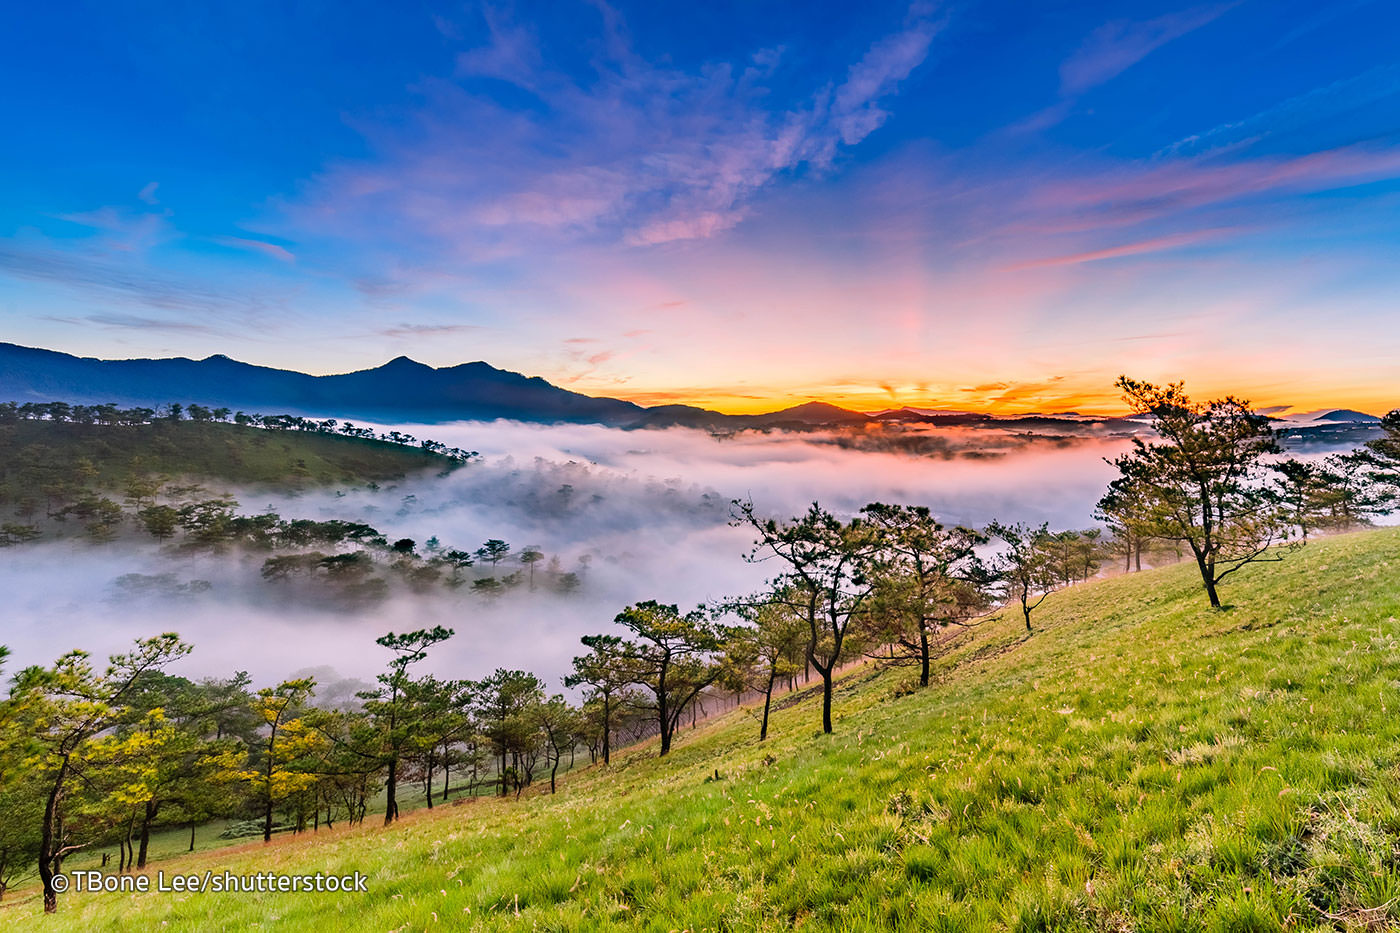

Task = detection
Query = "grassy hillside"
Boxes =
[0,419,454,495]
[10,527,1400,931]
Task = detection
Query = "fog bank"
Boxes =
[2,421,1127,689]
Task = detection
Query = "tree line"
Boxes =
[1,399,475,548]
[0,401,478,462]
[0,627,601,913]
[2,466,581,603]
[566,378,1400,746]
[0,403,584,600]
[1095,378,1396,608]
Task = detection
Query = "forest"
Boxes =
[0,403,589,601]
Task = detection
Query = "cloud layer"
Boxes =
[1,421,1125,690]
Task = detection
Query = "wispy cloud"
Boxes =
[1010,4,1233,135]
[821,12,942,152]
[1160,64,1400,159]
[56,206,175,252]
[212,235,296,263]
[454,5,543,87]
[556,334,631,382]
[40,312,228,337]
[0,242,271,319]
[1030,144,1400,230]
[1007,228,1234,270]
[286,3,941,260]
[1060,5,1233,95]
[374,322,482,339]
[954,375,1095,412]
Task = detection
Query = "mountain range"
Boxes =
[0,343,961,429]
[0,343,1378,433]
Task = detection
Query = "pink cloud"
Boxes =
[285,5,941,255]
[830,16,941,147]
[1030,144,1400,229]
[454,7,541,87]
[213,235,296,263]
[1007,228,1235,270]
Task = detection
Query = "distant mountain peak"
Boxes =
[751,401,871,425]
[777,401,858,415]
[382,355,430,369]
[1315,409,1380,423]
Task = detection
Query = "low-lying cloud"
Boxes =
[2,421,1128,692]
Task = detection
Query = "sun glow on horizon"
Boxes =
[592,381,1394,419]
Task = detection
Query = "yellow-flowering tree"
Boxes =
[83,704,238,869]
[237,679,324,843]
[5,633,191,913]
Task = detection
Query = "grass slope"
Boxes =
[0,420,452,493]
[10,528,1400,931]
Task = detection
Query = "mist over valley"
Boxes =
[2,419,1132,686]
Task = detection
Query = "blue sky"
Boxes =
[2,0,1398,413]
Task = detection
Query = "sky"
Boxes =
[2,0,1398,415]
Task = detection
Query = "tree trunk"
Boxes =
[263,732,276,843]
[137,798,157,868]
[658,661,672,756]
[122,816,134,872]
[1199,561,1222,608]
[39,758,67,912]
[189,820,196,852]
[760,665,776,741]
[602,692,612,765]
[919,626,931,687]
[820,668,834,734]
[384,758,398,825]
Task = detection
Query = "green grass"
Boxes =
[8,527,1400,930]
[0,419,455,495]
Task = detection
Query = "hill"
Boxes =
[11,526,1400,930]
[1313,409,1381,423]
[0,418,457,497]
[745,401,873,426]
